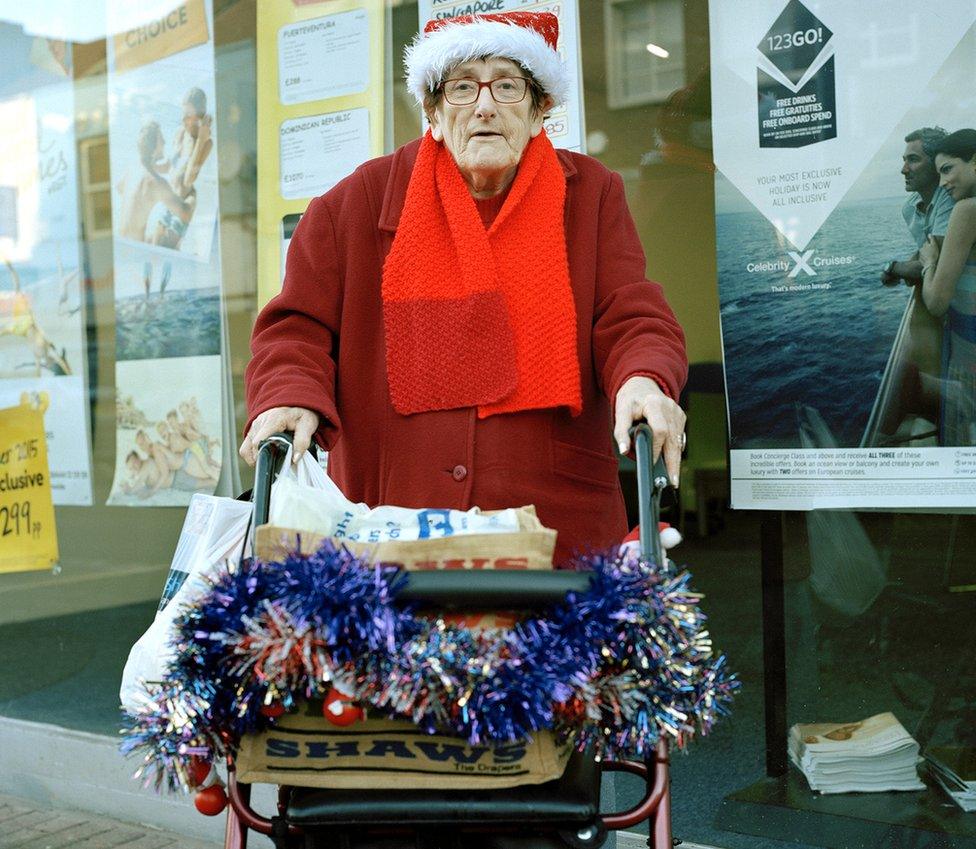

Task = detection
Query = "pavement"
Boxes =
[0,793,222,849]
[0,792,728,849]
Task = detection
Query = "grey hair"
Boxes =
[905,126,948,159]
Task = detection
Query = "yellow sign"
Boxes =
[112,0,210,74]
[0,403,58,573]
[257,0,386,307]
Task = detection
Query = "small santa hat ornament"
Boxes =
[404,11,570,108]
[620,522,682,559]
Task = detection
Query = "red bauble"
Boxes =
[194,784,228,816]
[189,756,212,787]
[322,688,364,726]
[260,701,286,718]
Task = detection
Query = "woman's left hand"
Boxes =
[614,375,686,486]
[919,234,940,269]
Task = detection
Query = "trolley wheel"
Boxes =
[556,821,608,849]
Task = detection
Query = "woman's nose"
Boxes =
[474,85,497,117]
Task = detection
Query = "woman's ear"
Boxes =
[530,94,555,138]
[426,108,443,142]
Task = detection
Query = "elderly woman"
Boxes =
[241,12,687,561]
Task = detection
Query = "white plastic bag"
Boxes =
[269,450,520,542]
[120,493,252,712]
[121,447,338,712]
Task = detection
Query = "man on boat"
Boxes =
[881,126,954,286]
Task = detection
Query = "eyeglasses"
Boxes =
[440,77,530,106]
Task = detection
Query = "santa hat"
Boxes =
[621,522,682,555]
[404,11,569,109]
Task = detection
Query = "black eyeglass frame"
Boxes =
[438,76,532,106]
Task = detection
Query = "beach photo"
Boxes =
[0,250,83,379]
[0,52,86,381]
[108,48,218,262]
[108,355,222,507]
[113,241,220,361]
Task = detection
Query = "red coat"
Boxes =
[246,139,686,562]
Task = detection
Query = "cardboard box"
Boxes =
[236,700,571,790]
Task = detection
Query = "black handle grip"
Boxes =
[631,423,672,568]
[253,432,293,526]
[398,570,594,610]
[250,426,675,608]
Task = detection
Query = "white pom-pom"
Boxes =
[659,526,682,551]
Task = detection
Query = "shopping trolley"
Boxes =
[221,424,676,849]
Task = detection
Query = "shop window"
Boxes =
[605,0,686,108]
[79,136,111,238]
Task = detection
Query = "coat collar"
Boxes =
[378,136,578,233]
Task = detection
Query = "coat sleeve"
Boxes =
[244,194,344,450]
[591,170,688,404]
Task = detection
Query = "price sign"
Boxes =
[0,403,59,573]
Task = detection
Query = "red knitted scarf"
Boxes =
[382,130,581,417]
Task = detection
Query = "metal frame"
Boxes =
[223,426,675,848]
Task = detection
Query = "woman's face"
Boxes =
[427,57,551,185]
[936,153,976,201]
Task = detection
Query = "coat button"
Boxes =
[452,464,467,481]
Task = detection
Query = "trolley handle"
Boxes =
[631,423,672,569]
[253,432,294,527]
[254,427,674,570]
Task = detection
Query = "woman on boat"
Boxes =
[919,128,976,445]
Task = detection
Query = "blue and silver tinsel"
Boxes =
[120,542,738,791]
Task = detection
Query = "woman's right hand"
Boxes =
[239,406,319,466]
[919,234,941,270]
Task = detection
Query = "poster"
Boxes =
[256,0,385,307]
[108,356,222,507]
[0,23,93,505]
[710,0,976,509]
[0,401,58,574]
[417,0,584,153]
[106,0,226,506]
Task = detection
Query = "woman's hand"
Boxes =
[919,234,941,271]
[613,376,686,486]
[239,406,319,466]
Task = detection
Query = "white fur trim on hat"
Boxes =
[405,18,569,108]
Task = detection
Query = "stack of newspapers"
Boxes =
[788,713,925,794]
[925,747,976,811]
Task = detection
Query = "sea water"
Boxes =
[116,286,221,361]
[717,197,917,448]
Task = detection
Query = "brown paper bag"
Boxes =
[255,505,555,630]
[254,504,555,571]
[235,700,571,790]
